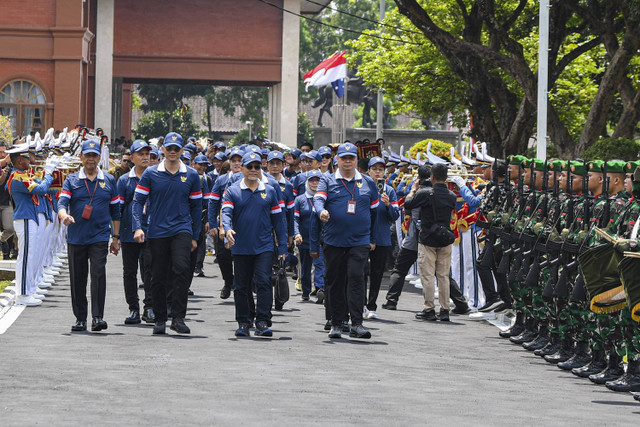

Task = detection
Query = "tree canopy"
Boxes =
[348,0,640,158]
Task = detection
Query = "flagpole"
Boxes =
[376,0,385,140]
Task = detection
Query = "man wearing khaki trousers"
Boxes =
[403,163,457,321]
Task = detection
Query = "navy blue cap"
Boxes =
[287,148,301,158]
[164,132,183,148]
[267,151,284,162]
[245,144,261,154]
[242,152,262,166]
[187,136,197,143]
[318,146,331,157]
[214,152,227,161]
[229,147,244,159]
[305,150,321,162]
[337,143,357,158]
[150,146,159,157]
[81,139,101,155]
[131,139,150,153]
[214,141,226,149]
[306,169,322,181]
[261,148,271,157]
[193,154,210,165]
[181,151,192,161]
[184,143,197,153]
[368,156,385,168]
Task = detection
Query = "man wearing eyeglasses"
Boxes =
[221,152,287,337]
[108,148,132,182]
[131,132,203,335]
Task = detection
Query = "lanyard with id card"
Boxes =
[82,178,99,220]
[340,179,357,215]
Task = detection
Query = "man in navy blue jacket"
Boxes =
[131,132,203,335]
[58,140,121,332]
[117,139,153,325]
[221,152,287,337]
[313,142,379,339]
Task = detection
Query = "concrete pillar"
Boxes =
[94,0,114,140]
[273,0,300,147]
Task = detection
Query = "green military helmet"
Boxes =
[587,160,604,172]
[623,160,640,173]
[568,160,586,176]
[605,159,626,173]
[507,154,528,165]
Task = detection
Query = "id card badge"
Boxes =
[82,204,93,220]
[347,200,356,215]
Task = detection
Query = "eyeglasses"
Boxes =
[321,154,332,159]
[165,145,181,152]
[121,159,132,164]
[150,155,158,159]
[244,164,261,170]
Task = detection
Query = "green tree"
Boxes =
[133,107,199,141]
[210,87,268,132]
[349,1,640,157]
[138,84,204,132]
[297,111,314,144]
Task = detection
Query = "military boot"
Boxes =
[544,337,574,364]
[510,318,538,344]
[589,352,624,384]
[523,324,550,351]
[605,360,640,392]
[535,334,561,357]
[499,312,525,338]
[572,349,607,378]
[558,341,591,370]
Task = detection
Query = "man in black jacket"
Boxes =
[404,163,457,321]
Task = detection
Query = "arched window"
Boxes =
[0,80,47,138]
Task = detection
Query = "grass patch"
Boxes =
[0,280,11,294]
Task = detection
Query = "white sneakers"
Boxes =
[468,311,497,321]
[31,293,45,300]
[363,308,380,320]
[38,281,52,289]
[15,295,42,306]
[36,288,48,295]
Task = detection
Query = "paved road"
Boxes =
[1,254,638,425]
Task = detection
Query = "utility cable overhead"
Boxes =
[303,0,423,36]
[256,0,422,46]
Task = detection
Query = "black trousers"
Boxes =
[194,229,207,271]
[121,241,152,312]
[68,241,108,321]
[148,233,192,322]
[214,235,234,288]
[367,245,390,311]
[385,246,468,308]
[476,246,512,305]
[324,244,369,326]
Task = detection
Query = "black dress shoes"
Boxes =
[141,308,156,324]
[315,289,325,305]
[220,286,231,300]
[71,320,86,332]
[193,268,205,277]
[124,310,141,324]
[170,318,191,334]
[452,305,471,315]
[153,321,166,335]
[438,310,450,322]
[382,300,397,310]
[187,289,194,296]
[91,317,108,332]
[415,309,437,321]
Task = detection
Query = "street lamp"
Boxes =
[246,121,252,142]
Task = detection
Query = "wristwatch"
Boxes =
[112,234,120,239]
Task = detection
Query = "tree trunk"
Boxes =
[612,87,640,139]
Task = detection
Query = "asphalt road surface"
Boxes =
[1,254,638,425]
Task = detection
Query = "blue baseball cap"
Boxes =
[306,169,322,181]
[164,132,183,148]
[245,144,261,154]
[214,141,226,150]
[267,151,284,162]
[368,156,385,168]
[181,151,192,161]
[242,151,262,166]
[184,143,197,153]
[150,146,159,157]
[214,152,227,161]
[187,136,197,143]
[229,147,244,159]
[261,148,271,157]
[81,139,101,155]
[131,139,150,153]
[305,150,321,162]
[337,143,358,158]
[193,154,210,165]
[318,146,332,157]
[289,148,302,159]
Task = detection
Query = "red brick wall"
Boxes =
[0,0,56,27]
[0,59,55,100]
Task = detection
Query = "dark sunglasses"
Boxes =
[321,154,332,159]
[244,164,261,170]
[165,145,181,152]
[121,159,132,163]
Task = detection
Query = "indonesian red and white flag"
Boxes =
[303,51,347,91]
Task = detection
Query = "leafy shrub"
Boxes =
[582,137,640,161]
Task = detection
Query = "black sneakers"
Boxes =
[415,309,437,321]
[255,320,273,337]
[349,324,371,339]
[170,318,191,334]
